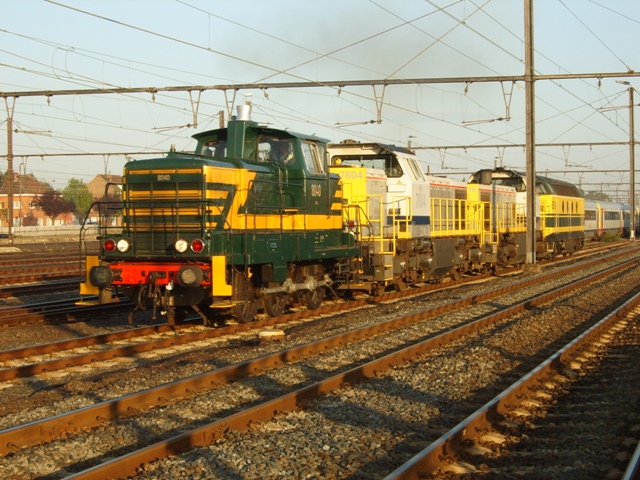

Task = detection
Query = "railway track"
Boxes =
[387,289,640,479]
[0,241,98,289]
[0,297,134,328]
[0,245,635,378]
[0,279,81,299]
[0,245,638,478]
[0,265,83,286]
[0,239,623,327]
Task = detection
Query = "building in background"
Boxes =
[0,173,63,227]
[0,173,123,228]
[87,174,122,200]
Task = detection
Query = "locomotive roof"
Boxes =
[372,143,415,155]
[328,141,414,156]
[585,199,628,210]
[512,169,575,185]
[192,121,330,144]
[472,168,583,197]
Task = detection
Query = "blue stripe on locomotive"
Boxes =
[386,215,430,225]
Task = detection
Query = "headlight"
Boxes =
[116,239,131,253]
[191,238,206,253]
[175,239,189,253]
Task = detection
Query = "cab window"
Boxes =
[330,153,400,177]
[302,141,326,174]
[202,140,227,157]
[406,158,424,181]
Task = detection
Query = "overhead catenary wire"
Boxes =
[6,2,490,152]
[23,0,517,140]
[560,0,633,73]
[4,0,636,154]
[0,0,638,190]
[177,0,416,83]
[43,0,362,91]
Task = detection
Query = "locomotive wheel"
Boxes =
[166,306,189,326]
[234,300,258,323]
[166,306,177,326]
[372,285,386,296]
[303,287,325,310]
[394,278,408,292]
[264,293,286,317]
[233,272,258,323]
[136,286,149,310]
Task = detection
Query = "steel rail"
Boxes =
[0,297,86,321]
[0,246,633,380]
[622,440,640,480]
[0,298,131,328]
[0,257,80,267]
[0,279,80,299]
[383,285,640,479]
[0,256,636,478]
[0,269,83,285]
[0,323,184,361]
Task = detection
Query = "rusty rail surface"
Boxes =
[0,296,132,328]
[383,286,640,479]
[0,279,80,299]
[0,246,636,381]
[0,262,84,285]
[1,256,638,478]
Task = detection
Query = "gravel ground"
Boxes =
[0,249,639,479]
[134,257,640,480]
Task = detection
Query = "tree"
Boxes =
[584,191,612,202]
[33,188,74,222]
[62,178,93,221]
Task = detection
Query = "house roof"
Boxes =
[0,173,124,198]
[0,174,49,195]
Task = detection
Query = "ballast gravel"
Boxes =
[0,250,639,479]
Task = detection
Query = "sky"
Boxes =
[1,0,639,200]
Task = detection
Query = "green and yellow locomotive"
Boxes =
[80,105,360,325]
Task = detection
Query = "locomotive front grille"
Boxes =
[123,167,208,255]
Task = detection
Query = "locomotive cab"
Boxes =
[329,142,475,292]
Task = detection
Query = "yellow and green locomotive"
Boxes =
[80,105,360,325]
